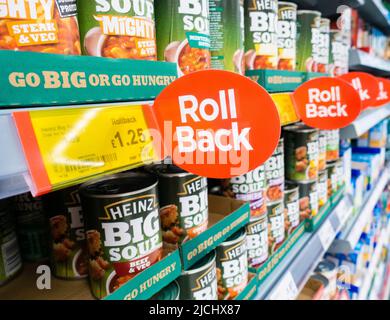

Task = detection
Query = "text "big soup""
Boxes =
[306,86,348,118]
[176,89,253,153]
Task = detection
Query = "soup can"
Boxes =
[284,124,319,182]
[318,170,328,209]
[79,172,163,299]
[326,161,338,198]
[150,280,180,300]
[277,2,297,71]
[267,201,285,253]
[0,200,22,286]
[146,164,208,252]
[177,250,218,300]
[296,10,321,72]
[210,0,245,74]
[318,131,327,171]
[0,0,80,55]
[244,0,278,70]
[216,229,248,300]
[284,182,300,236]
[246,215,268,267]
[295,180,318,220]
[316,18,330,73]
[78,0,156,59]
[44,186,88,280]
[155,0,211,75]
[265,138,285,203]
[325,130,340,162]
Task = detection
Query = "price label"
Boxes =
[13,104,158,195]
[269,272,298,300]
[318,220,335,249]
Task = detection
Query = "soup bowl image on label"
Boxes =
[152,70,281,179]
[293,77,362,130]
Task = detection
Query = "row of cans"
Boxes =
[0,1,349,76]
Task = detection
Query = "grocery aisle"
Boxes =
[0,0,390,302]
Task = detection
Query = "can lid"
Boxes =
[278,1,298,9]
[79,172,158,198]
[297,10,322,16]
[221,228,246,246]
[182,250,216,275]
[315,260,336,273]
[146,164,194,178]
[150,281,180,300]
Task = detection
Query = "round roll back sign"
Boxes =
[339,72,380,109]
[375,77,390,106]
[292,77,362,130]
[151,70,281,178]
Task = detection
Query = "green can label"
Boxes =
[267,201,284,253]
[326,162,338,198]
[284,125,319,182]
[283,184,299,235]
[325,129,340,161]
[155,0,211,75]
[246,216,268,267]
[158,173,208,250]
[318,170,328,208]
[210,0,245,74]
[265,139,284,203]
[216,231,248,300]
[229,165,267,218]
[277,2,297,70]
[244,0,278,70]
[296,10,321,72]
[297,180,318,220]
[78,0,157,59]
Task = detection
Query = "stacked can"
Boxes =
[324,130,341,199]
[317,131,328,209]
[209,0,245,74]
[244,0,278,70]
[277,2,297,71]
[296,10,321,72]
[227,166,268,267]
[265,138,285,254]
[316,18,330,73]
[284,182,300,236]
[12,193,49,262]
[216,229,248,300]
[0,199,22,286]
[284,124,319,222]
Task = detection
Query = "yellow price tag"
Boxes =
[14,104,158,195]
[271,93,299,126]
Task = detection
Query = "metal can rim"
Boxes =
[297,10,322,15]
[181,250,216,276]
[79,172,158,199]
[220,228,246,247]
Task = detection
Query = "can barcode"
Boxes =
[63,153,118,173]
[2,235,22,277]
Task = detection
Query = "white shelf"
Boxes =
[340,103,390,139]
[255,194,353,300]
[334,168,390,253]
[358,223,390,300]
[349,49,390,76]
[357,0,390,36]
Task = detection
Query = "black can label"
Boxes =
[327,162,338,198]
[159,175,208,248]
[318,131,327,171]
[277,2,297,70]
[216,233,248,300]
[45,187,88,280]
[265,139,284,203]
[246,216,268,267]
[318,170,328,208]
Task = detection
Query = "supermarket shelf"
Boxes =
[334,168,390,253]
[358,223,390,299]
[255,194,353,300]
[0,263,93,300]
[340,103,390,139]
[349,49,390,76]
[290,1,364,17]
[357,0,390,36]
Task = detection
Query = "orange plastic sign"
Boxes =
[374,77,390,106]
[339,72,380,109]
[152,70,281,178]
[293,77,362,130]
